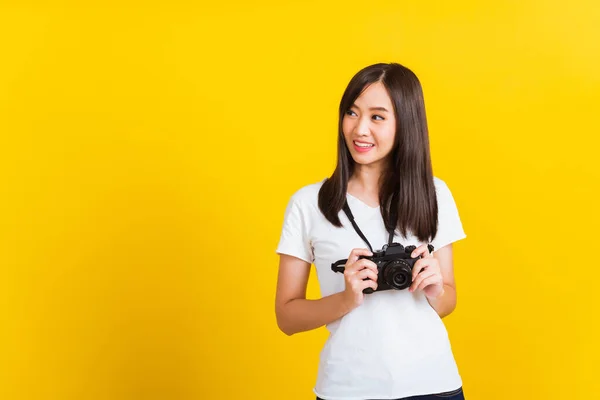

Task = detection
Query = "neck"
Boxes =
[348,163,384,196]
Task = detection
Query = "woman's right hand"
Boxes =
[342,248,378,309]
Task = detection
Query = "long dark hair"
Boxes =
[318,62,438,243]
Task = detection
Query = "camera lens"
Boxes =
[383,260,412,290]
[393,273,407,287]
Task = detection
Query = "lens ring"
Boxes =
[383,260,413,290]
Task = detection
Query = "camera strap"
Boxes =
[342,199,396,253]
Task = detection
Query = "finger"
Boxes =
[348,248,373,266]
[360,278,378,292]
[416,275,442,292]
[410,269,434,290]
[355,268,378,282]
[345,260,376,278]
[410,244,432,259]
[349,248,373,262]
[347,258,377,274]
[355,259,378,273]
[411,259,428,280]
[411,258,437,281]
[409,270,435,292]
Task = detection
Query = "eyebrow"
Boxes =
[351,103,389,112]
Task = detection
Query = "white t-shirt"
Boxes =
[275,176,467,400]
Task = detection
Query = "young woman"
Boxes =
[275,62,467,400]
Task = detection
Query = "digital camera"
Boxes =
[331,243,433,294]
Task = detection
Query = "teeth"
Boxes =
[354,141,374,148]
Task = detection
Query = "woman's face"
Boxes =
[342,81,396,170]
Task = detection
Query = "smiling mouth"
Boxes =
[353,141,374,148]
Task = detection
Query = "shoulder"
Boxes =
[430,176,466,248]
[433,176,454,201]
[432,176,463,213]
[287,178,326,207]
[279,179,327,229]
[433,176,450,193]
[432,175,464,219]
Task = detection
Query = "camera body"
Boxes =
[331,243,433,294]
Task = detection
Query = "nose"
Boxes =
[354,116,370,136]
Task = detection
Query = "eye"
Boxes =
[372,114,385,121]
[345,110,357,117]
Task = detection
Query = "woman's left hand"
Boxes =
[408,244,445,299]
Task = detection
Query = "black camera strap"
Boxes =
[342,199,396,253]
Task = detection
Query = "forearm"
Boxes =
[426,284,457,318]
[276,292,353,336]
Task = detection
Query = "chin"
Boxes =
[353,158,378,166]
[356,155,389,166]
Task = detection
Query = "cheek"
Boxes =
[375,125,396,147]
[384,124,397,145]
[342,118,353,139]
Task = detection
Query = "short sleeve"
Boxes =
[430,179,467,252]
[275,195,314,264]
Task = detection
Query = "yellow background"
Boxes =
[1,1,599,399]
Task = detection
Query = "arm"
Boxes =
[274,254,352,336]
[409,243,459,319]
[426,244,457,318]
